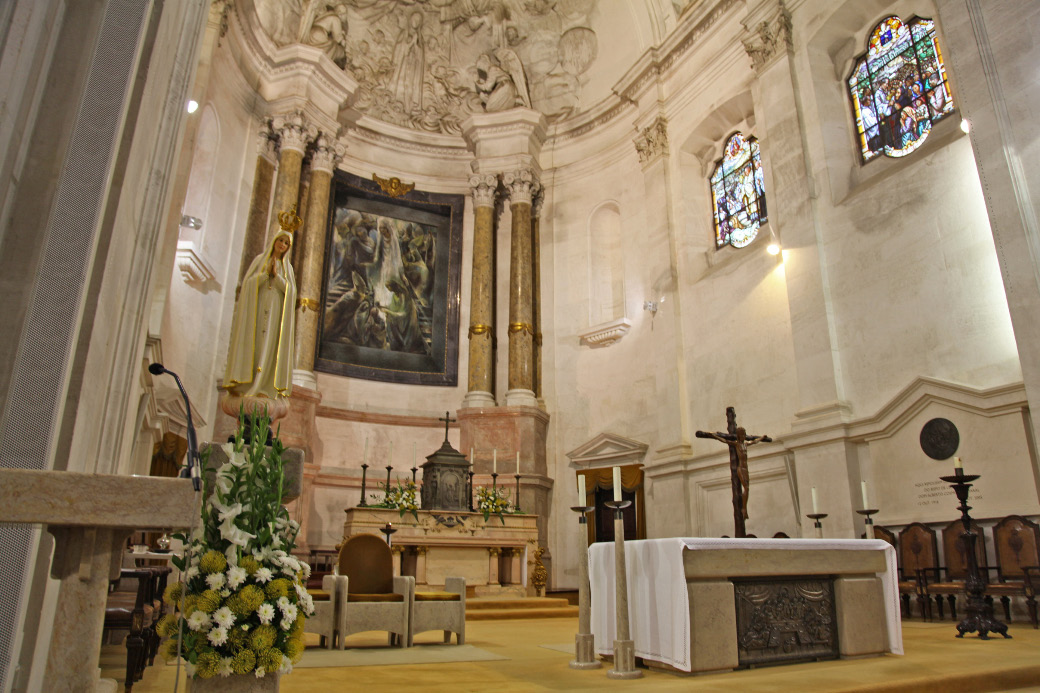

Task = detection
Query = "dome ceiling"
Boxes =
[252,0,673,135]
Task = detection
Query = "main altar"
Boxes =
[343,507,538,595]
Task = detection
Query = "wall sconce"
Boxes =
[180,215,203,230]
[644,297,664,330]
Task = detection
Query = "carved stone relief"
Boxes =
[254,0,599,134]
[741,4,793,73]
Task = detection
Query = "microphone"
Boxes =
[150,362,202,492]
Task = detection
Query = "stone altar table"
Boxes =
[589,538,901,674]
[0,469,197,692]
[343,507,538,595]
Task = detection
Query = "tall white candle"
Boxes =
[413,442,416,467]
[861,481,869,508]
[811,486,819,514]
[613,466,622,502]
[363,437,369,465]
[470,447,474,463]
[516,451,520,476]
[577,475,586,501]
[493,449,497,474]
[954,456,963,470]
[389,440,393,465]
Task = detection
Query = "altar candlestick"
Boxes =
[516,451,520,475]
[613,466,622,502]
[578,475,586,501]
[811,486,819,514]
[493,449,497,474]
[861,481,869,508]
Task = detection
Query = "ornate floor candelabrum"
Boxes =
[604,499,642,679]
[569,504,601,669]
[806,513,828,539]
[939,469,1011,639]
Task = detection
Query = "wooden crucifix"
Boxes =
[695,406,772,538]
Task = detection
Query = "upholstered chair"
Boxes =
[337,534,413,647]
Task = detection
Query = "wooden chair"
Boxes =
[923,518,987,621]
[987,515,1039,628]
[337,534,413,647]
[103,568,158,692]
[875,525,914,618]
[896,523,939,619]
[410,576,466,646]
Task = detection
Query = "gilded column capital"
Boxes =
[469,173,499,208]
[391,544,405,555]
[488,547,502,557]
[503,168,538,206]
[273,110,317,154]
[417,545,429,556]
[634,117,669,165]
[310,132,346,174]
[741,2,793,74]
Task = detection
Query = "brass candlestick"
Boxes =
[359,463,369,506]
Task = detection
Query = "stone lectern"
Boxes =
[420,437,471,511]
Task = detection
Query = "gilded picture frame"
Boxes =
[315,171,462,385]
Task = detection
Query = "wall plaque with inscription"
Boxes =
[920,418,960,460]
[734,577,839,667]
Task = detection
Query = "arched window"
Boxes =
[710,133,766,249]
[848,16,955,163]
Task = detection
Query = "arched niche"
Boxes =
[579,200,631,348]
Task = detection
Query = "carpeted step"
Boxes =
[466,606,579,620]
[465,597,571,611]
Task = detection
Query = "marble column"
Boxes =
[464,173,499,408]
[503,168,538,408]
[293,133,345,389]
[531,186,544,403]
[487,546,501,586]
[269,111,316,247]
[238,121,278,285]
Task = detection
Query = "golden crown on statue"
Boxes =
[277,205,303,233]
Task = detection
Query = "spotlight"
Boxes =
[187,100,199,114]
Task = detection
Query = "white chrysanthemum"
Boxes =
[279,603,298,630]
[255,668,266,679]
[301,562,311,580]
[252,547,271,562]
[257,603,276,625]
[227,566,247,590]
[301,591,315,616]
[254,567,274,584]
[218,657,234,677]
[207,627,228,647]
[278,655,293,674]
[184,566,200,581]
[212,606,236,629]
[220,588,231,598]
[270,535,284,549]
[276,596,291,613]
[205,572,226,590]
[187,610,211,632]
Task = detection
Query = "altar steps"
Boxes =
[465,596,579,621]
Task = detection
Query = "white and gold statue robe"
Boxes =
[223,235,297,399]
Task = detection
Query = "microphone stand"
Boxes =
[151,364,201,492]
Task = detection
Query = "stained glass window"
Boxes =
[848,16,955,163]
[710,133,767,249]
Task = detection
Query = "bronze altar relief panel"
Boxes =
[733,576,839,667]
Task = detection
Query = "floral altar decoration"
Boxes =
[158,413,314,681]
[475,485,517,523]
[368,478,420,521]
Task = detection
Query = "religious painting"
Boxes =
[847,16,955,164]
[315,172,462,385]
[710,132,767,249]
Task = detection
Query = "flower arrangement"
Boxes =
[159,413,314,680]
[475,485,513,523]
[369,478,420,521]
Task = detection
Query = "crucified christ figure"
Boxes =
[696,407,772,537]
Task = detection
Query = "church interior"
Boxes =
[3,0,1040,690]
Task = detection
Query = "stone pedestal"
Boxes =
[457,405,551,552]
[0,470,196,693]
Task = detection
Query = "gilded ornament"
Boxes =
[508,322,534,336]
[468,323,494,339]
[297,297,320,312]
[372,174,415,198]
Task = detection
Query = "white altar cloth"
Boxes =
[589,537,902,672]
